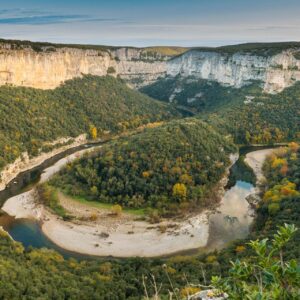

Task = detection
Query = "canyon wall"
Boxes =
[0,43,299,92]
[167,49,300,93]
[0,44,168,89]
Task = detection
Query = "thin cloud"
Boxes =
[246,25,300,31]
[0,9,122,25]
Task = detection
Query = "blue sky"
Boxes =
[0,0,299,47]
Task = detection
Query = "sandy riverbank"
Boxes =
[2,187,210,257]
[245,148,275,183]
[42,208,209,257]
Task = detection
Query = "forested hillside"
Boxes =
[0,75,179,171]
[50,118,236,216]
[141,77,300,144]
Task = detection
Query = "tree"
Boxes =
[212,224,299,300]
[142,171,151,178]
[172,183,187,201]
[111,204,122,216]
[89,126,98,140]
[245,131,251,144]
[90,186,98,196]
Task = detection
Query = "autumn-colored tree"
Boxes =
[235,245,246,253]
[180,173,193,185]
[271,157,286,168]
[263,180,299,202]
[111,204,122,216]
[142,171,151,178]
[89,126,98,140]
[289,142,299,153]
[172,183,187,200]
[280,164,288,176]
[262,128,272,143]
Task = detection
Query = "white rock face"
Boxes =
[167,49,300,93]
[0,43,299,93]
[0,45,115,89]
[113,47,168,88]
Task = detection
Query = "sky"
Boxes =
[0,0,299,47]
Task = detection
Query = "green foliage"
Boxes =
[50,118,236,215]
[191,42,300,56]
[0,75,179,171]
[202,82,300,144]
[0,38,120,52]
[213,224,299,299]
[142,77,300,145]
[36,183,67,218]
[248,144,300,260]
[293,51,300,60]
[107,66,116,74]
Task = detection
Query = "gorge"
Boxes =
[0,38,299,299]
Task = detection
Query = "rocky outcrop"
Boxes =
[167,49,300,93]
[0,44,168,89]
[0,42,299,93]
[189,289,228,300]
[113,47,168,88]
[0,46,114,89]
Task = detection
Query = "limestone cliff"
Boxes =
[0,41,299,93]
[167,49,300,93]
[0,45,114,89]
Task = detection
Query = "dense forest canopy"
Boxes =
[0,75,179,171]
[50,119,236,216]
[141,77,300,145]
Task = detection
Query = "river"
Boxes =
[0,145,272,259]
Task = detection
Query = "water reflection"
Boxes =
[206,181,254,250]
